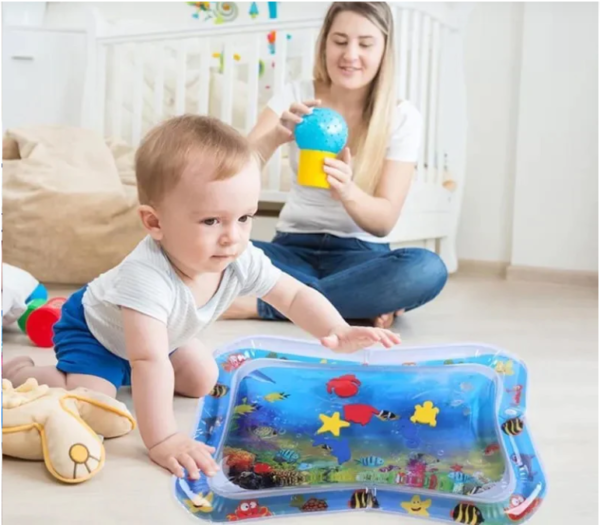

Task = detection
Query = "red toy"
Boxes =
[26,297,66,348]
[326,374,361,398]
[343,404,379,425]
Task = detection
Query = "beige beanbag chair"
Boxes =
[2,126,146,284]
[2,378,136,483]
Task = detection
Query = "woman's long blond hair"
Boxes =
[313,2,396,195]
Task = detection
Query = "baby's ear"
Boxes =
[138,205,162,240]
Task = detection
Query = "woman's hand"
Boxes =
[272,99,322,146]
[324,147,358,202]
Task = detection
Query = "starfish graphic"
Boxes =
[316,412,350,437]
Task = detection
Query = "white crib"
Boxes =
[81,3,471,273]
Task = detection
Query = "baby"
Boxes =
[3,115,400,480]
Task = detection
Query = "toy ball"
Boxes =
[294,108,348,189]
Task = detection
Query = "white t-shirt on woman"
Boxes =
[266,80,423,243]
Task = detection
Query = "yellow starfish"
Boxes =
[316,412,350,437]
[401,495,432,517]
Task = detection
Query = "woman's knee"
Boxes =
[390,247,448,297]
[419,249,448,291]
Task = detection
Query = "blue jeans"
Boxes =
[253,233,448,321]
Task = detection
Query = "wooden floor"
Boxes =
[2,274,597,525]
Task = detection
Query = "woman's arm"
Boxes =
[325,149,415,238]
[248,108,283,167]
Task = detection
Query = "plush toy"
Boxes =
[2,378,136,483]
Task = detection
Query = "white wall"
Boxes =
[458,3,523,263]
[458,2,598,273]
[511,2,598,272]
[2,28,86,131]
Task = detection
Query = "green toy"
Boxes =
[17,299,46,333]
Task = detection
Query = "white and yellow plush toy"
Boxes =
[2,378,136,483]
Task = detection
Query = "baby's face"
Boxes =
[155,158,261,275]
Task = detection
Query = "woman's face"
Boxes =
[325,10,386,91]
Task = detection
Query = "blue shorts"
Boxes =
[54,287,132,390]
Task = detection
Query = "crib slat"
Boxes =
[132,44,144,145]
[111,45,124,139]
[273,31,288,101]
[221,41,234,124]
[417,16,431,177]
[427,21,441,184]
[436,26,446,185]
[176,40,187,115]
[418,16,431,114]
[408,10,421,106]
[96,44,107,136]
[153,43,165,122]
[197,38,210,115]
[397,8,409,100]
[245,35,260,134]
[268,31,288,190]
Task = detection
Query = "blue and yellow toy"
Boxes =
[174,337,546,524]
[294,108,348,189]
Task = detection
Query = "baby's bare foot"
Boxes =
[3,356,35,385]
[373,310,405,329]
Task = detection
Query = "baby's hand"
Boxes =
[321,325,401,354]
[149,432,219,480]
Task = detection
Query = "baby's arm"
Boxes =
[261,273,401,353]
[122,307,218,479]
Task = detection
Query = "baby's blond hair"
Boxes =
[135,114,254,206]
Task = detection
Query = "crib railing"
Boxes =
[82,4,462,203]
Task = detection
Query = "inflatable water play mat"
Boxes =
[173,337,546,523]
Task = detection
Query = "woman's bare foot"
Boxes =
[3,356,35,385]
[220,296,261,320]
[373,309,405,329]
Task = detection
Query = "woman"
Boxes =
[224,2,448,328]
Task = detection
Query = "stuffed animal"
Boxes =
[2,378,136,483]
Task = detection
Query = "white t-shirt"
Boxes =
[267,80,423,243]
[82,236,281,359]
